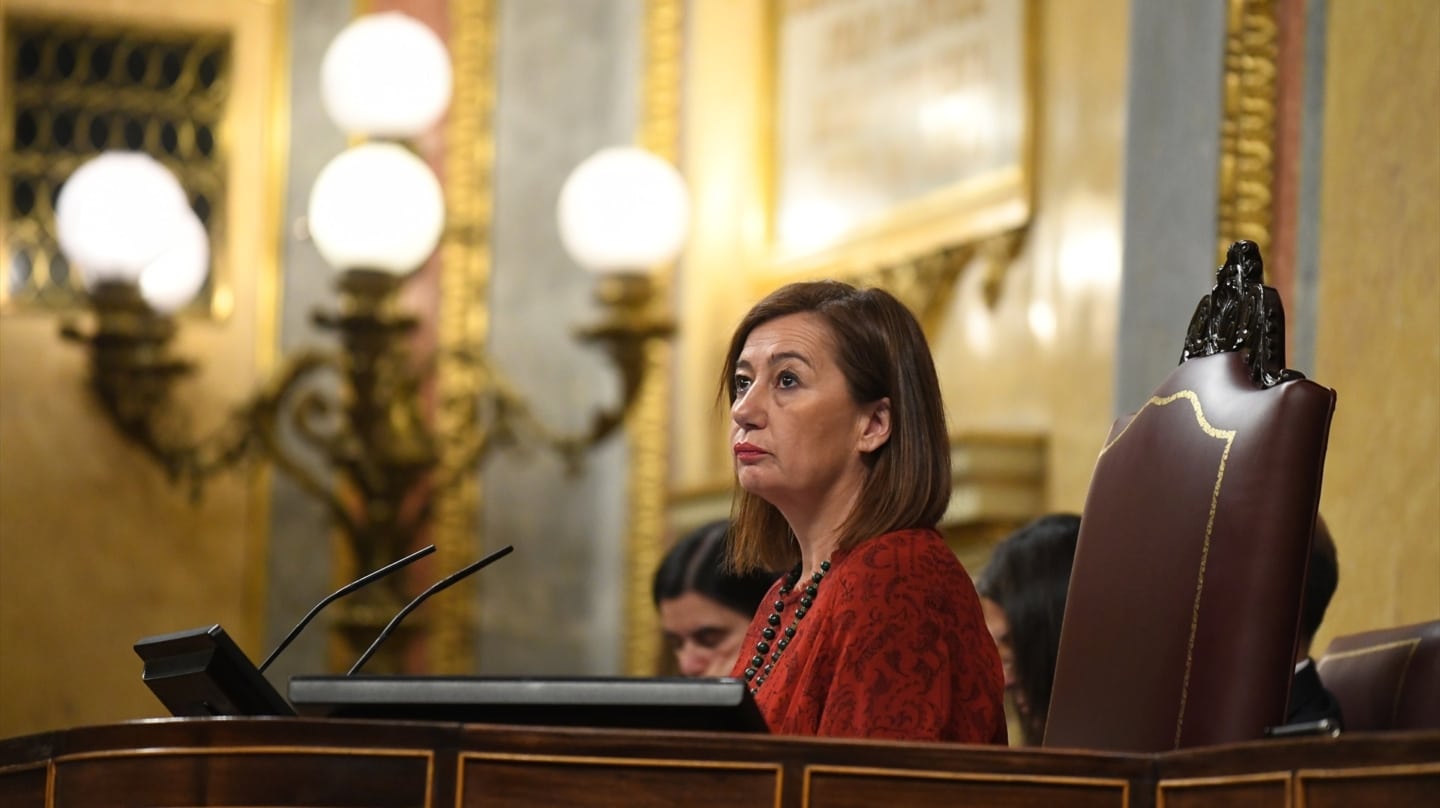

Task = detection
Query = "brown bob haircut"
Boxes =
[720,280,951,572]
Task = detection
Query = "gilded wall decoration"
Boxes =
[625,0,684,676]
[761,0,1035,308]
[431,0,497,674]
[1216,0,1279,270]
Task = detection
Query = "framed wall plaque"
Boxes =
[767,0,1033,276]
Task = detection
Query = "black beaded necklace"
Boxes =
[743,559,831,693]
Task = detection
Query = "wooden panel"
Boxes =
[1297,765,1440,808]
[0,763,47,808]
[52,749,431,808]
[805,766,1129,808]
[3,718,1439,808]
[459,753,780,808]
[1156,772,1289,808]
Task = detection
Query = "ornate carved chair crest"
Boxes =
[1181,239,1303,387]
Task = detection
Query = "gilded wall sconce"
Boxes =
[53,12,686,670]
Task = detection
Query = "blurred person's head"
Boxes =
[977,513,1081,745]
[653,520,777,676]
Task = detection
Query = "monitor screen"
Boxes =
[134,624,295,717]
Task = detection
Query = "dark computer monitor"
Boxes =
[287,675,768,732]
[133,624,295,717]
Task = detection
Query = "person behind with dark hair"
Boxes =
[975,513,1081,746]
[652,520,777,677]
[1286,515,1344,728]
[722,280,1005,742]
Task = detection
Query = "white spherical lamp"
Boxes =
[55,151,191,287]
[320,12,453,138]
[139,207,210,313]
[307,142,445,274]
[557,147,690,275]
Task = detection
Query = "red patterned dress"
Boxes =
[731,528,1006,743]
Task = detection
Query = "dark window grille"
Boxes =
[2,14,231,314]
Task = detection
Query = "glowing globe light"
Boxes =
[307,142,445,275]
[139,207,210,314]
[556,147,691,276]
[319,12,453,138]
[55,151,191,287]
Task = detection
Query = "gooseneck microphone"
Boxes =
[348,544,515,675]
[257,544,437,674]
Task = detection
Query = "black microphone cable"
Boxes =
[258,544,437,674]
[348,545,515,675]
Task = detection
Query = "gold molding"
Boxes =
[431,0,496,673]
[752,0,1038,303]
[246,0,288,658]
[1216,0,1279,268]
[624,0,684,676]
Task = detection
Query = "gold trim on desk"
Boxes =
[459,751,783,808]
[46,743,437,762]
[45,743,437,805]
[0,759,46,780]
[1156,769,1291,808]
[802,763,1131,808]
[1295,762,1440,808]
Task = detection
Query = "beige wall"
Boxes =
[0,0,283,738]
[1311,0,1440,651]
[0,319,265,736]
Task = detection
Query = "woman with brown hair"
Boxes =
[723,280,1005,742]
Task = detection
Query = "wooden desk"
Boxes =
[1,719,1436,807]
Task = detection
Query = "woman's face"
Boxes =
[658,592,754,677]
[981,596,1018,690]
[981,596,1030,719]
[730,313,888,518]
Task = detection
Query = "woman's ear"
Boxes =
[857,397,892,453]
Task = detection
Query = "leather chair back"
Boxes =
[1317,620,1440,732]
[1043,241,1337,752]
